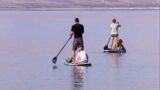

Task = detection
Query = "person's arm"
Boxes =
[110,24,112,30]
[70,25,74,39]
[82,25,84,34]
[118,24,121,27]
[70,32,73,39]
[117,22,121,27]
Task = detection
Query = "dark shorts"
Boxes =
[111,34,118,37]
[72,37,84,51]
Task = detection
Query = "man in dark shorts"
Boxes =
[70,17,84,63]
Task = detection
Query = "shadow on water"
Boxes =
[71,66,89,90]
[52,65,58,70]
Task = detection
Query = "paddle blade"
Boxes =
[104,45,108,50]
[52,57,57,64]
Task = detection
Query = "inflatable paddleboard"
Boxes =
[64,58,91,66]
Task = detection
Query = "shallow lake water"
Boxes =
[0,10,159,90]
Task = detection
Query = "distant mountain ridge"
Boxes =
[0,0,159,10]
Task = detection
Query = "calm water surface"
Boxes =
[0,10,159,90]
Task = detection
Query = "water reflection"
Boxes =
[71,66,88,90]
[108,53,123,67]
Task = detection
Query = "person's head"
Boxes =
[112,18,117,23]
[75,17,79,24]
[117,39,123,48]
[118,39,123,44]
[78,47,84,52]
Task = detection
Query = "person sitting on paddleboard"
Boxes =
[70,17,84,64]
[117,39,123,49]
[109,18,121,49]
[117,39,126,52]
[75,47,88,64]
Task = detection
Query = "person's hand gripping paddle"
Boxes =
[52,37,71,64]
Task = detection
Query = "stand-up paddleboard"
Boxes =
[104,45,126,53]
[64,58,91,66]
[104,49,126,53]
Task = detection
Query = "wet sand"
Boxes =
[0,10,159,90]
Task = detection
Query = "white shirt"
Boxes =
[76,51,88,62]
[110,23,119,35]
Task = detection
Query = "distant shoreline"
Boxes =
[0,7,159,11]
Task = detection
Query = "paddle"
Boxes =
[52,37,71,64]
[104,36,111,50]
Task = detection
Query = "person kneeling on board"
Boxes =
[75,47,88,64]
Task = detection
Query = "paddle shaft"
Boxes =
[56,37,71,57]
[104,36,111,49]
[107,36,111,46]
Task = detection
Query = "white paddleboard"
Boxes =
[64,58,91,66]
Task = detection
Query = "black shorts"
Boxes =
[72,37,84,51]
[111,34,118,37]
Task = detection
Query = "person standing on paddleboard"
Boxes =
[109,18,121,49]
[70,17,84,64]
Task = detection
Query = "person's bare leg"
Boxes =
[111,37,115,49]
[109,37,114,49]
[112,37,115,49]
[72,50,75,63]
[115,36,118,48]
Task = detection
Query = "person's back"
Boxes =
[72,24,84,38]
[117,39,126,52]
[111,23,119,35]
[75,48,88,63]
[117,39,123,49]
